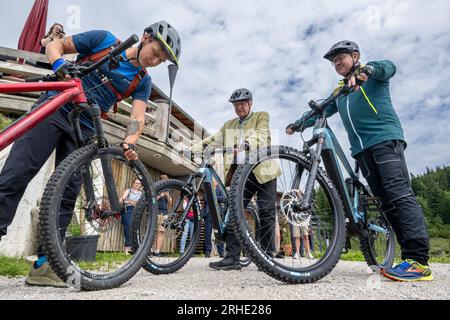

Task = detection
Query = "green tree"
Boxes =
[411,179,427,198]
[438,191,450,224]
[427,181,444,218]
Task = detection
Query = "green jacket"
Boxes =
[192,111,282,184]
[297,60,405,157]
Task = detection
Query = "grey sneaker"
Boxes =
[25,262,67,288]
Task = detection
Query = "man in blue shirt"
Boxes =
[0,21,181,287]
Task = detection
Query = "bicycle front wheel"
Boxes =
[39,144,157,291]
[131,179,201,275]
[240,203,260,267]
[230,145,346,284]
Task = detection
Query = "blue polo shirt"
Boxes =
[57,30,152,129]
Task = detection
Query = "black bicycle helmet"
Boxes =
[324,40,360,62]
[229,88,253,103]
[145,21,181,66]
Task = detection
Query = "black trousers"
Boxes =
[355,140,430,263]
[225,173,277,260]
[203,213,225,255]
[0,95,93,255]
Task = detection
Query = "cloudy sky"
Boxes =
[1,0,449,175]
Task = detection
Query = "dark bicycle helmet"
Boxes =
[145,21,181,66]
[229,88,253,103]
[324,40,360,62]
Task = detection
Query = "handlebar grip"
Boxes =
[302,111,318,124]
[110,34,140,57]
[25,75,58,82]
[25,76,46,82]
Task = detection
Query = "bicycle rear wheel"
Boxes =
[131,179,201,275]
[357,185,396,269]
[240,203,260,267]
[230,146,346,284]
[39,144,157,291]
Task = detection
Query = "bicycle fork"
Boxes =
[70,104,121,213]
[301,132,326,209]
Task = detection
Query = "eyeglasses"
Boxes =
[331,54,350,66]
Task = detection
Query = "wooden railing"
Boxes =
[0,46,203,153]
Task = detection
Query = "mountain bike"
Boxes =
[0,35,157,291]
[229,86,396,284]
[131,148,259,274]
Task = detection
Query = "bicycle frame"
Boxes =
[0,78,121,212]
[301,117,388,236]
[174,160,229,234]
[0,79,86,150]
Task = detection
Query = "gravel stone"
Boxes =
[0,259,448,300]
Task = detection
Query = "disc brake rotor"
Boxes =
[280,190,311,227]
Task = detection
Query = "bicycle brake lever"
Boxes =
[108,54,123,71]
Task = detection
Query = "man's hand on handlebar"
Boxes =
[52,58,90,81]
[121,143,138,161]
[52,58,73,81]
[348,65,373,92]
[286,123,304,135]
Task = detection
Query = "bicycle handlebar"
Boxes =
[25,34,140,83]
[293,85,353,131]
[25,74,58,82]
[82,34,140,75]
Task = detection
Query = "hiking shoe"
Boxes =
[209,257,241,271]
[381,260,433,282]
[25,262,66,288]
[275,252,285,259]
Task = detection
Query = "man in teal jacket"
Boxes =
[287,41,432,282]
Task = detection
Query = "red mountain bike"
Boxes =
[0,35,157,291]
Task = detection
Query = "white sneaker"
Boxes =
[307,252,314,259]
[293,253,299,260]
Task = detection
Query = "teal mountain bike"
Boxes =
[131,148,259,274]
[229,86,396,284]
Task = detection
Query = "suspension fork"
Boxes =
[301,132,326,209]
[89,104,122,213]
[291,164,304,190]
[69,104,96,208]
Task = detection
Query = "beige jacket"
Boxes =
[192,112,281,185]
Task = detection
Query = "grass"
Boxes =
[428,238,450,263]
[0,114,13,131]
[0,252,133,277]
[75,252,131,271]
[339,237,450,264]
[340,251,366,262]
[0,256,31,277]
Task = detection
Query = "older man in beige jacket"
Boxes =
[192,88,281,271]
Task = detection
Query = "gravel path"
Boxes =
[0,259,449,300]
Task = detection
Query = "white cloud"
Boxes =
[1,0,449,174]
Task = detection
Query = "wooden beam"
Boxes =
[0,47,49,64]
[0,93,35,114]
[0,61,50,77]
[0,47,77,63]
